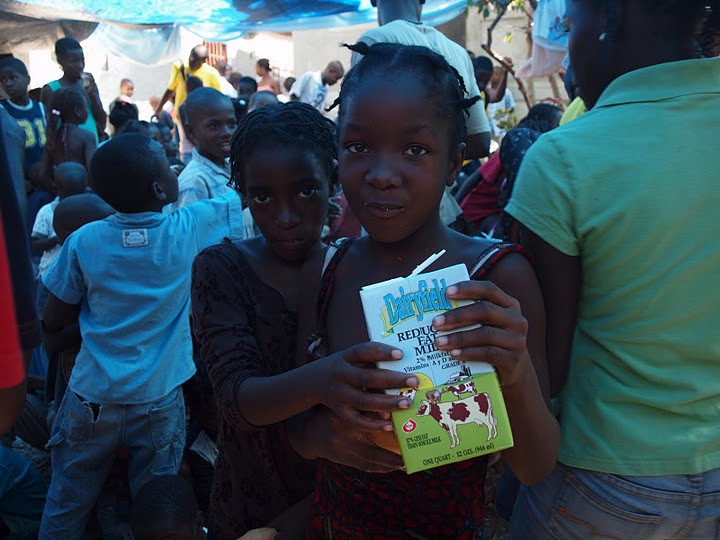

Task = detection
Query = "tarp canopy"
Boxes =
[1,0,467,44]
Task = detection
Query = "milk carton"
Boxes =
[360,259,513,473]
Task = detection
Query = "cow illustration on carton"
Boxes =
[417,392,498,449]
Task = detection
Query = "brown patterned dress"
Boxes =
[191,240,316,540]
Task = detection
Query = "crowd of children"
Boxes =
[1,0,719,538]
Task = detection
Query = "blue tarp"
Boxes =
[8,0,467,41]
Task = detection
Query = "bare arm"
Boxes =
[191,247,415,432]
[433,254,559,485]
[154,89,174,118]
[86,76,107,133]
[40,85,53,121]
[464,132,491,160]
[31,233,59,254]
[0,382,26,434]
[43,293,80,334]
[520,227,581,397]
[486,69,510,104]
[83,131,96,174]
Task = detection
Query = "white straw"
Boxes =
[408,249,446,277]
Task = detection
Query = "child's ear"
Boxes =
[328,159,339,196]
[185,123,197,147]
[446,143,465,187]
[151,180,168,201]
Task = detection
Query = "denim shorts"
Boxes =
[510,462,720,540]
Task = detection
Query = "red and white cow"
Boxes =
[399,387,418,402]
[417,392,498,449]
[444,380,477,399]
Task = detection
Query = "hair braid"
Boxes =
[229,102,338,193]
[332,42,480,145]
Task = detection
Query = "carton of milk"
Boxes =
[360,256,513,474]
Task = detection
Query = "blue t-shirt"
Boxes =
[42,191,244,404]
[0,99,47,176]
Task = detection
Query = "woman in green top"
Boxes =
[41,37,106,143]
[506,0,720,538]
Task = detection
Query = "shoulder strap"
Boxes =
[315,238,353,330]
[469,242,532,279]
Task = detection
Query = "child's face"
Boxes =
[58,49,85,80]
[338,78,463,244]
[186,100,237,164]
[0,69,29,102]
[243,145,333,263]
[160,128,179,158]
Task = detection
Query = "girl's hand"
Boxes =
[318,343,418,432]
[432,281,533,390]
[295,407,405,473]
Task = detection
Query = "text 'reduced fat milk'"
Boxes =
[360,261,513,474]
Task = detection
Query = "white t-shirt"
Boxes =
[487,89,516,138]
[31,197,60,276]
[352,20,490,137]
[289,72,327,113]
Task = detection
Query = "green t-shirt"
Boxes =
[47,79,98,143]
[506,58,720,476]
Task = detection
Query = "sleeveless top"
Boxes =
[306,239,530,540]
[47,80,99,143]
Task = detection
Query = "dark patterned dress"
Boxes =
[191,240,316,540]
[306,240,528,540]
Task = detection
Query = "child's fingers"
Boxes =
[344,366,419,393]
[334,404,395,432]
[336,436,404,473]
[343,342,404,366]
[341,388,413,416]
[434,326,524,354]
[435,281,520,329]
[433,299,515,333]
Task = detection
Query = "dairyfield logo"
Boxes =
[379,279,457,336]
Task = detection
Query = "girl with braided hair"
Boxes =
[289,42,557,539]
[191,102,418,539]
[42,86,96,177]
[506,1,720,538]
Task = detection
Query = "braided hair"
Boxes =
[229,102,338,194]
[49,86,87,162]
[330,42,480,147]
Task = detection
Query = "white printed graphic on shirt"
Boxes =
[122,229,149,248]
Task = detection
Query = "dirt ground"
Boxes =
[4,437,509,540]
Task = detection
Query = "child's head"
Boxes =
[333,42,476,243]
[283,76,296,93]
[53,193,115,244]
[120,78,134,98]
[121,120,162,143]
[54,37,84,80]
[50,86,88,125]
[184,88,237,164]
[91,133,178,213]
[472,56,494,90]
[321,61,345,87]
[0,57,30,104]
[185,75,204,94]
[517,103,562,133]
[157,123,179,159]
[130,476,204,540]
[53,162,88,199]
[247,90,278,112]
[230,102,338,262]
[255,58,271,76]
[109,101,139,134]
[236,76,258,99]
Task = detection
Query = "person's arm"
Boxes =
[31,233,58,254]
[40,85,53,124]
[520,228,581,397]
[43,293,80,335]
[465,132,492,160]
[486,69,510,104]
[432,254,559,485]
[191,247,416,432]
[43,321,81,357]
[154,89,175,118]
[454,168,484,203]
[83,130,96,173]
[84,74,107,135]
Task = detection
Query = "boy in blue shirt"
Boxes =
[39,133,243,539]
